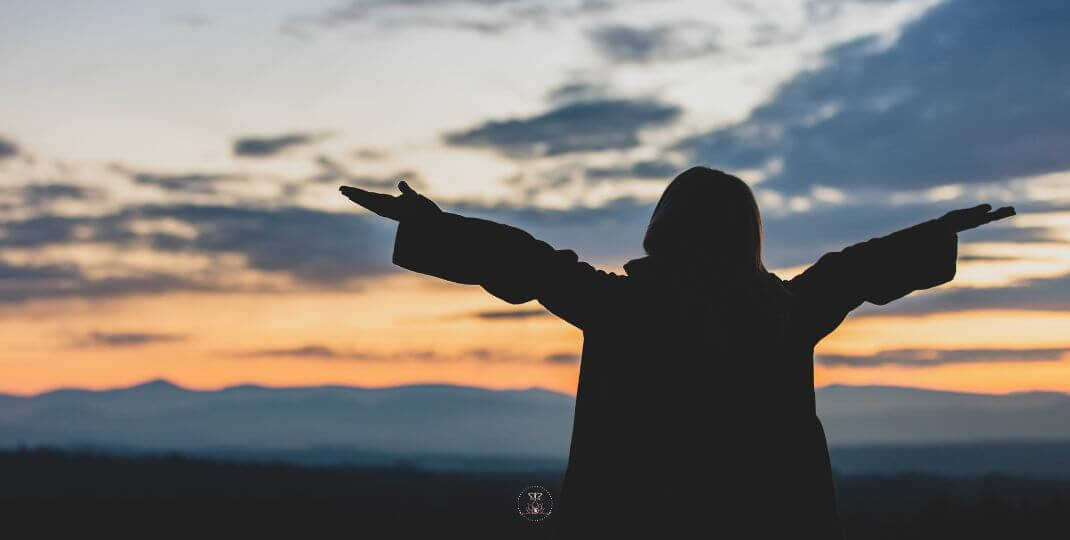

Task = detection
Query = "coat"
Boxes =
[390,210,958,539]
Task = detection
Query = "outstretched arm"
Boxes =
[785,204,1015,342]
[341,182,626,330]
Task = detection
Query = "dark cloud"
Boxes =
[234,133,317,157]
[133,204,399,283]
[676,0,1070,193]
[817,347,1069,367]
[11,184,98,205]
[252,345,337,357]
[242,345,377,360]
[0,214,112,248]
[544,353,580,364]
[0,260,79,281]
[0,204,398,301]
[584,159,680,181]
[588,22,719,63]
[0,258,207,302]
[77,332,186,347]
[245,348,447,363]
[0,136,17,159]
[131,172,234,194]
[472,308,550,320]
[444,99,681,157]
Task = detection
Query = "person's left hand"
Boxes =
[340,181,441,221]
[937,204,1016,233]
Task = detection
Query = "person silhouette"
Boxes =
[341,166,1015,539]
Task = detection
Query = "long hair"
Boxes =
[643,166,766,274]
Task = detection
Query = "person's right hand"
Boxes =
[339,181,441,222]
[937,204,1016,233]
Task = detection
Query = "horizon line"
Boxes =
[2,378,1069,399]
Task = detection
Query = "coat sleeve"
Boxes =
[784,218,958,342]
[391,210,627,330]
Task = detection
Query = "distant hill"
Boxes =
[0,380,574,467]
[3,381,1070,473]
[816,384,1070,445]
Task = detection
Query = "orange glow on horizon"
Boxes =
[2,274,1067,398]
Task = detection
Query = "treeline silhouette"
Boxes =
[2,448,1068,539]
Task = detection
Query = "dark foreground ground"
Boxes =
[2,449,1069,539]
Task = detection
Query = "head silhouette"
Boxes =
[643,166,765,273]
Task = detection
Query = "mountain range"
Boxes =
[3,381,1069,473]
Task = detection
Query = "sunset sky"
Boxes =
[2,0,1068,396]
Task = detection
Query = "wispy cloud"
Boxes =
[444,99,681,157]
[470,308,550,320]
[76,331,186,348]
[282,0,621,37]
[817,347,1070,368]
[0,259,207,303]
[234,133,319,157]
[8,183,101,206]
[242,345,373,360]
[129,171,237,194]
[587,22,719,63]
[237,345,482,363]
[543,352,580,364]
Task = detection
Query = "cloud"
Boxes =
[251,345,338,357]
[584,159,680,181]
[817,347,1070,367]
[10,183,99,206]
[0,203,398,301]
[77,331,186,347]
[587,22,719,63]
[543,352,580,364]
[676,0,1070,193]
[0,136,17,159]
[0,189,1062,313]
[444,99,681,157]
[242,345,376,361]
[134,204,399,283]
[0,259,208,302]
[240,345,449,362]
[130,171,235,194]
[282,0,618,37]
[545,82,608,105]
[244,344,555,364]
[471,308,550,320]
[234,133,317,157]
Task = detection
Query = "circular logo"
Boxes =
[516,485,554,522]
